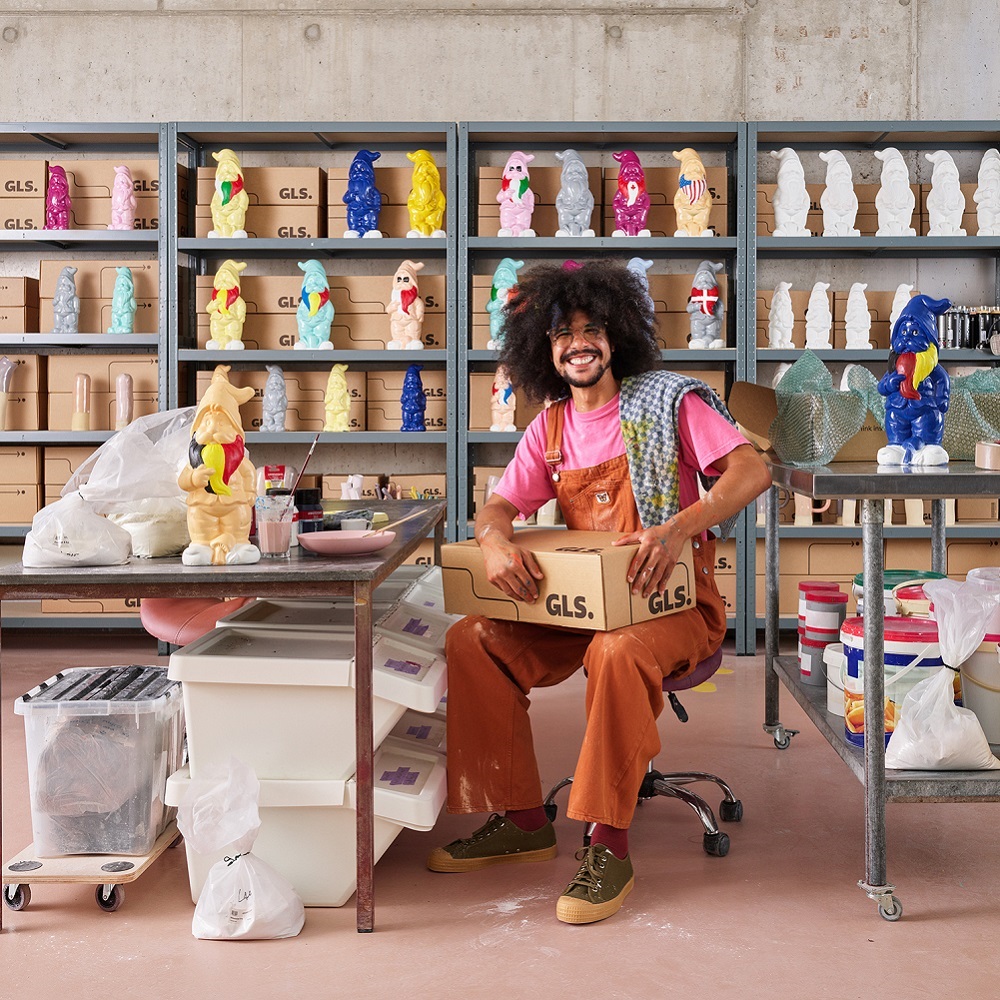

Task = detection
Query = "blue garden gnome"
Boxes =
[343,149,383,238]
[400,363,426,432]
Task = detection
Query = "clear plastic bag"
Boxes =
[22,492,132,567]
[176,758,304,941]
[885,579,1000,770]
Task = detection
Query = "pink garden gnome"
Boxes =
[611,150,651,237]
[497,151,536,237]
[109,165,137,231]
[45,165,71,230]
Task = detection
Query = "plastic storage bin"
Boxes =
[375,601,459,656]
[216,599,384,632]
[388,708,447,755]
[165,741,447,906]
[14,665,184,857]
[400,565,448,612]
[167,627,447,780]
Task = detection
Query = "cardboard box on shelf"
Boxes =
[947,537,1000,577]
[0,276,39,308]
[1,392,41,431]
[40,259,160,300]
[443,528,695,630]
[1,483,41,524]
[47,392,158,432]
[0,198,45,230]
[40,297,158,335]
[321,473,446,501]
[602,166,729,237]
[47,354,158,395]
[194,204,324,239]
[367,368,446,402]
[403,537,437,567]
[196,166,325,207]
[49,158,161,199]
[40,598,141,616]
[67,196,161,232]
[884,538,933,573]
[714,573,738,618]
[955,497,999,522]
[685,367,727,401]
[1,445,41,484]
[472,465,509,514]
[756,537,869,579]
[0,354,43,392]
[468,372,544,431]
[367,398,447,431]
[0,306,39,333]
[0,160,47,198]
[43,446,95,503]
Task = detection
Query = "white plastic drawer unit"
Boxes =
[216,599,377,631]
[389,708,447,755]
[165,741,447,907]
[375,601,460,656]
[167,626,447,781]
[400,565,448,612]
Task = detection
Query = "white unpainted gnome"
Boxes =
[875,147,916,236]
[769,148,811,237]
[843,282,873,350]
[804,281,832,349]
[818,150,859,237]
[767,282,794,349]
[925,149,967,236]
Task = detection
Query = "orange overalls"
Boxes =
[444,401,727,828]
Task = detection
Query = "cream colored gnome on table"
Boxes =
[386,259,426,350]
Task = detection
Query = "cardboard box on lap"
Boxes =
[442,529,695,631]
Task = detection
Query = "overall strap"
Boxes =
[544,400,568,469]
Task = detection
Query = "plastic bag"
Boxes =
[106,496,189,558]
[176,758,304,941]
[22,492,132,567]
[885,579,1000,770]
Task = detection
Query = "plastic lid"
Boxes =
[266,487,292,496]
[853,569,946,589]
[804,590,848,604]
[841,615,939,644]
[893,583,929,602]
[968,567,1000,582]
[985,633,1000,643]
[798,580,840,593]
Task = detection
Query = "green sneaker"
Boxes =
[555,844,634,924]
[427,813,558,872]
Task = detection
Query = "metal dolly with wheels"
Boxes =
[3,822,181,914]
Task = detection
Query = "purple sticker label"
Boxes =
[406,724,432,740]
[402,617,430,637]
[423,601,435,608]
[381,766,420,786]
[385,657,421,676]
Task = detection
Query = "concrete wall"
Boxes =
[0,0,995,123]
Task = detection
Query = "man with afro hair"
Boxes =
[428,260,770,924]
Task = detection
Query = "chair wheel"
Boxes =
[543,802,558,824]
[703,831,730,857]
[719,799,743,823]
[878,896,903,922]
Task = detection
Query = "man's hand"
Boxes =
[612,522,686,599]
[481,533,544,603]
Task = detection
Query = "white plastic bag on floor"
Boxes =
[885,580,1000,770]
[175,758,304,940]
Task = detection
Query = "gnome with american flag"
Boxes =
[673,147,714,238]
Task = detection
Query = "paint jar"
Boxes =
[294,488,324,536]
[797,580,841,635]
[840,616,945,748]
[852,569,946,617]
[823,642,846,715]
[892,582,933,618]
[800,590,848,686]
[960,637,1000,743]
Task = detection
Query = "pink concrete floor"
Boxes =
[2,630,998,998]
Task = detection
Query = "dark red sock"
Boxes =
[590,823,629,860]
[505,806,549,832]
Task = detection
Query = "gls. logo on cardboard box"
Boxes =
[3,180,36,193]
[279,187,310,200]
[4,218,36,229]
[277,296,302,309]
[647,585,690,614]
[545,593,592,620]
[278,226,310,238]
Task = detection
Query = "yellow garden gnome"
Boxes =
[209,148,249,238]
[179,365,260,566]
[672,147,714,238]
[206,259,248,350]
[406,149,446,237]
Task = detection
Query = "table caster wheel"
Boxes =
[878,896,903,922]
[719,799,743,823]
[703,831,730,857]
[4,884,30,911]
[95,884,124,912]
[774,731,792,750]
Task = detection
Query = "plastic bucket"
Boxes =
[823,643,846,715]
[960,637,1000,744]
[840,616,945,748]
[853,570,946,616]
[966,568,1000,636]
[892,582,933,618]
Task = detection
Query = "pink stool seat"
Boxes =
[140,597,255,647]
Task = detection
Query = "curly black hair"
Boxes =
[496,259,661,404]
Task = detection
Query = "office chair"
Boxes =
[542,648,743,857]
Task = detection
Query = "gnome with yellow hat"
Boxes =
[209,148,249,238]
[206,259,248,350]
[179,365,260,566]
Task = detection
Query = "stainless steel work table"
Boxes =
[763,460,1000,921]
[0,498,446,934]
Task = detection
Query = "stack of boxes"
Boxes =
[164,566,451,906]
[0,276,39,334]
[1,444,41,525]
[0,159,46,230]
[366,367,446,431]
[51,158,165,232]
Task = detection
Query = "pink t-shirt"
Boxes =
[494,391,750,527]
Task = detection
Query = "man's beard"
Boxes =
[560,357,610,389]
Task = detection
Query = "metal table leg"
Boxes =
[763,485,796,748]
[354,581,375,932]
[857,498,900,920]
[930,499,947,575]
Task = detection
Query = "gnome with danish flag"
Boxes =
[687,260,725,349]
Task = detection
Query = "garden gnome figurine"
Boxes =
[973,148,1000,236]
[672,147,714,237]
[386,259,426,349]
[875,148,916,236]
[206,259,248,350]
[626,257,655,317]
[323,364,351,432]
[261,365,287,433]
[490,365,516,432]
[0,356,17,430]
[209,148,249,239]
[340,474,363,501]
[400,364,426,431]
[925,150,967,236]
[51,266,80,334]
[804,281,833,349]
[45,165,71,230]
[554,149,595,237]
[178,365,259,566]
[877,294,952,467]
[844,282,873,349]
[769,148,811,236]
[406,149,446,237]
[343,149,383,238]
[818,150,859,236]
[611,150,651,237]
[889,283,914,331]
[687,260,725,349]
[109,165,137,231]
[115,373,133,431]
[107,266,136,334]
[486,257,523,351]
[295,259,335,350]
[497,151,536,237]
[767,282,794,348]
